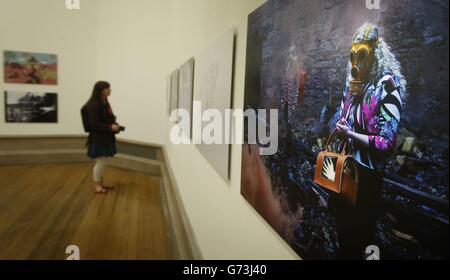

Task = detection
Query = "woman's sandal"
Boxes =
[102,184,115,191]
[94,186,108,194]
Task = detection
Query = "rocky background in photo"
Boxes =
[244,0,448,259]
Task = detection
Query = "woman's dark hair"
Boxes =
[87,81,110,106]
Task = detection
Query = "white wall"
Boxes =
[0,0,299,259]
[0,0,98,135]
[93,0,172,145]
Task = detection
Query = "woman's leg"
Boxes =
[355,167,383,254]
[93,157,108,192]
[335,165,382,259]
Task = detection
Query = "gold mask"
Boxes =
[349,41,375,94]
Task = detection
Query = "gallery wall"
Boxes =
[92,0,173,145]
[0,0,98,135]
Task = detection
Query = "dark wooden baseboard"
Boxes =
[0,135,200,260]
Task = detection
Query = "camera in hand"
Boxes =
[119,126,126,132]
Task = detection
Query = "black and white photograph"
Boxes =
[5,91,58,123]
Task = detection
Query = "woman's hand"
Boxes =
[111,124,120,132]
[336,119,370,147]
[336,119,352,137]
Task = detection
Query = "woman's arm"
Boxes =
[367,76,402,155]
[337,119,399,156]
[337,75,402,156]
[336,121,369,146]
[336,111,400,154]
[89,104,114,133]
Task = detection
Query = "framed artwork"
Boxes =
[193,28,234,180]
[166,74,171,116]
[5,91,58,123]
[178,57,195,137]
[4,51,58,85]
[170,68,180,122]
[241,0,448,260]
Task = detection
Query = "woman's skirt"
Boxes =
[87,141,117,159]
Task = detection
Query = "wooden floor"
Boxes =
[0,163,170,260]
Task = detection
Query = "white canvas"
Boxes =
[193,28,234,180]
[178,58,195,136]
[166,74,171,116]
[170,68,180,122]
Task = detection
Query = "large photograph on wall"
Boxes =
[241,0,448,259]
[5,91,58,123]
[4,51,58,85]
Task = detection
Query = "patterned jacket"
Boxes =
[338,74,403,170]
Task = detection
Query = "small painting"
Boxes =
[4,51,58,85]
[5,91,58,123]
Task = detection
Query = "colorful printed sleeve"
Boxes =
[368,75,402,156]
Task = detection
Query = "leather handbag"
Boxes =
[313,129,359,207]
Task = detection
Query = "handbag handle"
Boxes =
[323,128,348,156]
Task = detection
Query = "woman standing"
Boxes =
[85,81,122,194]
[333,23,407,259]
